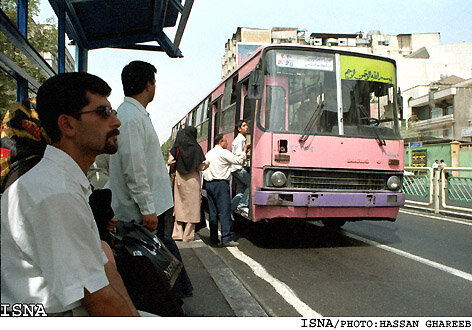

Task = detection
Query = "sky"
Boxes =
[36,0,472,143]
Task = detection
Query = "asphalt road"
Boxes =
[201,210,472,317]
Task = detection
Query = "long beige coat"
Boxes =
[169,154,209,223]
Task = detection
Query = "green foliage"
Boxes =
[0,0,58,119]
[161,135,175,160]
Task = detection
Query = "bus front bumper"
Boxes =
[253,191,405,208]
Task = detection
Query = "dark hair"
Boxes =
[121,61,157,96]
[235,120,246,130]
[214,134,224,146]
[234,119,248,137]
[36,72,111,143]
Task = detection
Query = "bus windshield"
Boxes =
[261,49,401,140]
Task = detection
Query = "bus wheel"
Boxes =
[322,219,346,229]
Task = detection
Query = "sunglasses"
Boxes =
[78,106,117,118]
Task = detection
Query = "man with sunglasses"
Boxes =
[1,72,139,316]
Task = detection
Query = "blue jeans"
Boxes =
[231,168,249,210]
[204,180,233,244]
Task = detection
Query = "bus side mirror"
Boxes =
[248,69,264,100]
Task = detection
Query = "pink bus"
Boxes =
[172,45,405,228]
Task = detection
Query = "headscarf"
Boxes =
[1,100,51,193]
[169,126,205,174]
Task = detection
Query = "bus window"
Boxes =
[265,85,286,131]
[188,110,194,127]
[341,80,400,139]
[197,98,210,142]
[220,103,236,133]
[212,98,221,142]
[339,54,401,139]
[196,103,203,126]
[243,95,255,128]
[220,76,238,134]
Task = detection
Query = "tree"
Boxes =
[0,0,58,118]
[161,135,174,160]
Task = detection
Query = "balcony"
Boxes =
[409,114,454,130]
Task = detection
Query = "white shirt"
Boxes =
[231,133,247,172]
[203,145,245,181]
[1,145,109,313]
[432,162,439,169]
[109,97,173,221]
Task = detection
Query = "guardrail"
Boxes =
[404,166,472,214]
[441,167,472,213]
[403,167,433,207]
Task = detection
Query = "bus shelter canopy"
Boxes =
[48,0,193,57]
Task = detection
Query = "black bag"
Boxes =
[112,221,182,287]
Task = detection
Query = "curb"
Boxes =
[402,205,472,221]
[190,239,268,317]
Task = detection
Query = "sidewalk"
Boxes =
[175,234,268,317]
[403,204,472,221]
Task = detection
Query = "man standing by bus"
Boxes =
[231,120,251,217]
[108,61,173,233]
[109,60,197,308]
[203,134,248,247]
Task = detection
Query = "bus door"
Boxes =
[210,97,221,149]
[239,79,257,167]
[265,76,290,166]
[220,75,239,150]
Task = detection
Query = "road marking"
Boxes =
[226,247,322,317]
[342,231,472,283]
[399,209,472,226]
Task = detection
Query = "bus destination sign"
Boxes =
[276,53,334,71]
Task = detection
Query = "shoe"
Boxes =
[222,240,239,247]
[237,207,249,217]
[210,239,221,246]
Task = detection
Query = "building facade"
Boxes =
[405,77,472,143]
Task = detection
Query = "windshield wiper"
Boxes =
[299,84,324,142]
[361,117,386,146]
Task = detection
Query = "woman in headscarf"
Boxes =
[168,126,209,242]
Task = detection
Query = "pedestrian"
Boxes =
[439,160,450,179]
[168,126,209,242]
[108,60,199,312]
[1,72,138,316]
[203,134,248,247]
[432,159,439,170]
[109,60,173,234]
[231,120,251,216]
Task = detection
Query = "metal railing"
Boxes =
[441,167,472,213]
[403,167,433,207]
[404,166,472,214]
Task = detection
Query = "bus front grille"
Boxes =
[291,171,386,190]
[263,168,400,191]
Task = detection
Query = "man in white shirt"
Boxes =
[1,72,138,316]
[432,160,439,170]
[231,120,251,216]
[203,134,248,247]
[109,61,173,233]
[109,61,196,306]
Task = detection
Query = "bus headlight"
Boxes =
[387,176,401,191]
[271,171,287,187]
